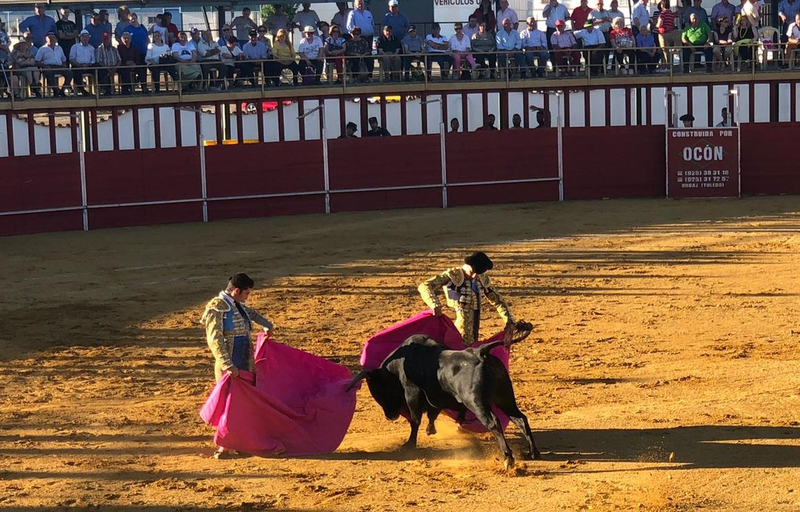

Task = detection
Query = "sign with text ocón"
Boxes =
[666,128,740,198]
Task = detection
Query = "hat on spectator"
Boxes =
[79,29,90,35]
[679,113,695,122]
[555,19,565,26]
[464,252,493,274]
[583,20,593,27]
[303,25,315,33]
[408,24,416,31]
[388,0,399,5]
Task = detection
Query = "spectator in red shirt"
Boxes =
[571,0,593,31]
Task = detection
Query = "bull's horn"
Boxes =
[345,370,369,392]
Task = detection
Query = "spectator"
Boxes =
[572,0,593,32]
[576,20,606,75]
[319,21,331,40]
[198,30,227,91]
[656,0,680,65]
[632,0,652,35]
[115,6,132,42]
[510,113,523,129]
[716,107,733,126]
[95,32,120,95]
[346,0,375,77]
[69,30,95,96]
[684,0,710,26]
[496,17,524,79]
[145,30,176,93]
[345,26,371,82]
[97,10,113,35]
[711,0,737,29]
[294,3,321,35]
[520,16,548,78]
[679,113,694,126]
[712,15,734,71]
[497,0,520,30]
[125,13,149,57]
[218,24,232,46]
[86,13,111,49]
[787,13,800,68]
[464,16,480,39]
[376,25,402,81]
[366,116,391,136]
[383,0,409,38]
[10,35,41,99]
[610,17,636,73]
[426,22,452,80]
[401,24,425,81]
[189,26,202,49]
[172,31,203,91]
[681,12,711,72]
[340,121,358,138]
[150,15,168,45]
[635,23,661,73]
[256,25,270,45]
[163,12,180,45]
[325,25,347,82]
[273,29,300,85]
[733,15,756,67]
[35,32,72,96]
[589,0,613,44]
[0,18,8,94]
[449,22,476,79]
[473,0,498,33]
[331,3,352,31]
[739,0,760,29]
[232,7,259,42]
[119,31,146,94]
[471,21,497,78]
[608,0,626,26]
[56,8,78,58]
[530,104,552,127]
[450,117,460,132]
[779,0,800,47]
[543,0,570,55]
[219,35,246,84]
[476,113,498,130]
[299,26,324,84]
[241,30,267,86]
[20,4,56,47]
[551,19,580,74]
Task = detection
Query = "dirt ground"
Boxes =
[2,197,800,512]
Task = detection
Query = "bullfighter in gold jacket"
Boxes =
[418,251,515,345]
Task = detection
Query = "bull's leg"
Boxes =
[401,386,426,450]
[425,408,441,436]
[495,379,541,460]
[463,398,515,469]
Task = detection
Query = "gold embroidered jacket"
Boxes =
[418,267,515,345]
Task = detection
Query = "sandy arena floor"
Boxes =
[1,197,800,512]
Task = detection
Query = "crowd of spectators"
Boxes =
[0,0,798,99]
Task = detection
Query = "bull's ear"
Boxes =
[345,369,369,392]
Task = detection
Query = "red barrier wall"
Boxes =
[207,195,326,220]
[205,140,324,198]
[0,153,82,213]
[328,134,442,191]
[740,124,800,195]
[562,126,666,200]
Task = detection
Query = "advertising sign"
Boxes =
[434,0,480,23]
[666,127,740,198]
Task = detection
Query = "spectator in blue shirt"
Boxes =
[383,0,409,38]
[19,4,56,47]
[124,12,149,56]
[85,13,112,48]
[496,17,525,79]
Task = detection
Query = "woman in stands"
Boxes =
[472,0,497,33]
[733,15,756,70]
[471,21,497,78]
[324,25,347,83]
[344,26,371,83]
[449,22,477,79]
[610,16,636,74]
[655,0,679,66]
[273,28,300,86]
[635,24,661,73]
[712,16,734,71]
[146,31,177,93]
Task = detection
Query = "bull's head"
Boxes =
[347,368,406,421]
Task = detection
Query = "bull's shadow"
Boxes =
[314,425,800,470]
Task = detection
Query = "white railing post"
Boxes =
[422,97,447,208]
[74,112,88,231]
[298,103,330,213]
[199,135,208,222]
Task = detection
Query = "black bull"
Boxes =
[347,333,541,469]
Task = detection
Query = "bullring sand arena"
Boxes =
[2,196,800,512]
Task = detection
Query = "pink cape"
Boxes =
[359,311,511,433]
[199,333,358,457]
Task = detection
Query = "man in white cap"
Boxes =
[298,25,324,84]
[69,29,95,95]
[293,3,321,35]
[383,0,409,37]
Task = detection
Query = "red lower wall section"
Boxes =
[563,126,667,200]
[4,124,800,237]
[740,124,800,195]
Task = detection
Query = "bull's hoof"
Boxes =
[521,450,541,461]
[426,424,437,436]
[503,456,515,470]
[400,441,417,452]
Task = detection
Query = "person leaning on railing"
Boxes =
[10,35,41,99]
[471,21,497,78]
[575,20,606,75]
[635,24,662,73]
[610,17,636,73]
[145,30,176,93]
[324,25,346,83]
[273,28,301,86]
[95,32,119,95]
[401,24,425,81]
